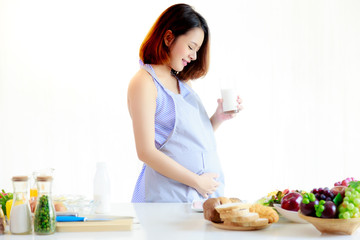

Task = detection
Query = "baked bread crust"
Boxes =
[203,197,246,224]
[249,204,279,223]
[203,198,223,223]
[203,197,277,228]
[217,197,232,205]
[215,202,249,213]
[223,212,259,224]
[219,208,250,219]
[229,197,241,203]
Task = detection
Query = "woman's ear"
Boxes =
[164,30,175,47]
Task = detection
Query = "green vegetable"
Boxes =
[349,181,360,190]
[333,193,343,206]
[34,195,56,234]
[0,189,13,217]
[262,191,285,206]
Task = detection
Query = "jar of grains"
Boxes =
[33,176,56,234]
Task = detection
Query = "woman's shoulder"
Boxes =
[131,68,153,83]
[128,68,157,99]
[129,68,155,89]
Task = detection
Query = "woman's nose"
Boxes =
[190,51,197,61]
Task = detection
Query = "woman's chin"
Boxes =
[176,66,185,72]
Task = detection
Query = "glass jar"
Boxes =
[29,171,39,213]
[30,171,39,200]
[10,176,32,234]
[34,176,56,235]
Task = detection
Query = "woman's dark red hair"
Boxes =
[139,4,210,80]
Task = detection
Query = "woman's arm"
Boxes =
[210,97,243,131]
[127,70,219,198]
[185,80,243,131]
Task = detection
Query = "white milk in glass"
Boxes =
[221,88,238,114]
[220,75,238,114]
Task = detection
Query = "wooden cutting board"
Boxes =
[56,216,133,232]
[211,222,271,231]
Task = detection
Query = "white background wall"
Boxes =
[1,0,359,203]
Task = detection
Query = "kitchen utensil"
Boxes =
[56,216,134,232]
[211,222,271,231]
[56,216,111,222]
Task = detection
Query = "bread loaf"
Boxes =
[203,197,246,224]
[203,198,223,223]
[223,212,259,224]
[217,197,232,205]
[219,208,249,219]
[215,202,250,213]
[229,198,241,203]
[204,197,276,228]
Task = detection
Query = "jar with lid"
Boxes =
[9,176,32,234]
[34,176,56,235]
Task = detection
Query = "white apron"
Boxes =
[132,63,225,202]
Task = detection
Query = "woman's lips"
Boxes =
[182,60,188,66]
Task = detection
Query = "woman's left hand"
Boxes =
[210,96,243,130]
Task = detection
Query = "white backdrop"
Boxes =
[1,0,360,203]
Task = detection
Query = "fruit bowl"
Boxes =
[298,212,360,235]
[273,204,307,223]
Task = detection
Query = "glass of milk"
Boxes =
[220,76,239,114]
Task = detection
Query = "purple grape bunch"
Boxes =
[311,187,335,202]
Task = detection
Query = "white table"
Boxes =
[1,203,359,239]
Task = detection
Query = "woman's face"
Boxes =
[168,27,204,72]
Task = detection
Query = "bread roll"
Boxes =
[249,204,279,223]
[203,198,223,223]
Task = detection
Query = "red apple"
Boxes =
[300,199,319,216]
[281,192,303,211]
[321,201,337,218]
[331,186,346,198]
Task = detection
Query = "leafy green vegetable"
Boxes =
[0,189,13,216]
[333,193,343,206]
[263,190,286,206]
[349,181,360,190]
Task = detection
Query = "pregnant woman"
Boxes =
[127,3,242,202]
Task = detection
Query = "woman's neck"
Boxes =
[151,64,173,78]
[151,64,180,94]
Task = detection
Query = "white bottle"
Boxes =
[93,162,111,213]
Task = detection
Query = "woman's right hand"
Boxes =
[194,173,220,198]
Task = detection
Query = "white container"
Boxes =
[10,176,32,235]
[221,88,239,114]
[10,204,32,234]
[219,74,239,114]
[93,162,111,213]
